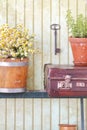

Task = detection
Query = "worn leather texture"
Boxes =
[44,64,87,97]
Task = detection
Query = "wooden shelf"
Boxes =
[0,91,49,98]
[0,90,87,98]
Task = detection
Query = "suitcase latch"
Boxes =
[57,75,72,89]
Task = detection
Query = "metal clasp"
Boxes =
[58,75,72,89]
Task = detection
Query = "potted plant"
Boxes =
[0,24,35,93]
[66,10,87,66]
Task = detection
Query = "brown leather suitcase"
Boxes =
[44,64,87,97]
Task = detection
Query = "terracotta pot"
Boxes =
[0,58,29,93]
[69,37,87,66]
[59,124,77,130]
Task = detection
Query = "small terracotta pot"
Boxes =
[59,124,77,130]
[69,37,87,66]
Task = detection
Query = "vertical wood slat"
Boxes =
[68,99,78,124]
[25,0,34,90]
[23,99,25,130]
[16,0,24,25]
[0,1,86,130]
[8,0,15,26]
[68,0,77,65]
[33,99,41,130]
[7,99,15,130]
[14,99,16,130]
[51,99,60,130]
[15,99,24,130]
[51,0,60,64]
[41,99,43,130]
[60,0,69,65]
[78,0,85,14]
[60,99,69,124]
[43,0,51,65]
[0,2,7,130]
[84,99,87,130]
[50,99,52,130]
[76,99,81,130]
[42,99,51,130]
[83,98,87,130]
[5,99,7,130]
[0,0,6,24]
[0,99,6,130]
[24,0,26,27]
[6,0,8,23]
[34,0,42,90]
[15,0,17,25]
[32,99,34,130]
[25,99,33,130]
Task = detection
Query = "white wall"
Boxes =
[0,0,87,130]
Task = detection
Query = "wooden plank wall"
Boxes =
[0,0,87,130]
[0,98,83,130]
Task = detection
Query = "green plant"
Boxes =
[66,10,87,38]
[0,24,35,59]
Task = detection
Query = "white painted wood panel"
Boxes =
[34,0,43,90]
[51,99,60,130]
[7,99,15,130]
[68,0,77,65]
[0,98,86,130]
[43,0,51,65]
[16,0,24,25]
[15,99,24,130]
[0,0,6,24]
[25,0,34,90]
[0,99,6,130]
[84,99,87,130]
[60,99,69,124]
[60,0,69,65]
[33,99,41,130]
[78,0,85,14]
[25,99,33,130]
[51,0,60,64]
[8,0,15,26]
[42,99,51,130]
[68,99,78,124]
[77,99,81,130]
[0,0,86,130]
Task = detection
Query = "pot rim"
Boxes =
[59,124,77,127]
[69,37,87,42]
